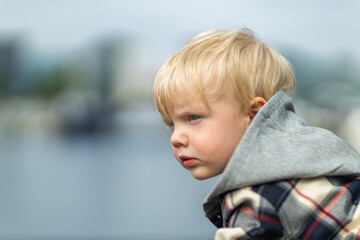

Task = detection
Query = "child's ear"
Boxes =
[249,97,267,122]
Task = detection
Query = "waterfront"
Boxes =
[0,104,218,239]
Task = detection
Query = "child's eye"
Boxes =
[189,115,200,121]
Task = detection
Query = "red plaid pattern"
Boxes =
[213,176,360,240]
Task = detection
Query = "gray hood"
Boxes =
[203,90,360,222]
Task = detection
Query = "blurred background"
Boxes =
[0,0,360,239]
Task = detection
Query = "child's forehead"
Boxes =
[175,80,221,100]
[169,86,239,116]
[171,88,207,113]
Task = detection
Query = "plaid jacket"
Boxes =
[213,176,360,240]
[203,91,360,240]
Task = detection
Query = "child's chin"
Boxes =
[190,170,213,181]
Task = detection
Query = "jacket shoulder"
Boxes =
[253,176,360,239]
[220,176,360,239]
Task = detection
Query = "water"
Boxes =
[0,107,217,239]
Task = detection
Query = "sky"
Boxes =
[1,0,360,66]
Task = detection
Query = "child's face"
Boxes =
[169,87,251,180]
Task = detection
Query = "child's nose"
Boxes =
[171,128,188,148]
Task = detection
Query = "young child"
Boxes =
[152,29,360,239]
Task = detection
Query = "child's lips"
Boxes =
[179,155,197,167]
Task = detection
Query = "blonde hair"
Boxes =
[153,28,296,125]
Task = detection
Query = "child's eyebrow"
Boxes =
[173,107,206,117]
